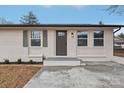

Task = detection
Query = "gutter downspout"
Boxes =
[113,27,121,34]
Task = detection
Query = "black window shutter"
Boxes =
[23,30,28,47]
[43,30,48,47]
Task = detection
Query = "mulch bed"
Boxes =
[0,64,42,88]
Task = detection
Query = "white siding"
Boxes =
[67,30,77,57]
[0,27,114,62]
[76,29,113,61]
[28,30,56,60]
[0,30,56,62]
[0,30,28,62]
[41,30,56,57]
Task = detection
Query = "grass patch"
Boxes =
[0,64,42,88]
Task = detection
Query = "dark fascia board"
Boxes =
[0,24,123,27]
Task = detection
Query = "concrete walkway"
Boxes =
[25,62,124,88]
[112,56,124,65]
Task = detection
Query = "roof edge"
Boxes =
[0,24,123,27]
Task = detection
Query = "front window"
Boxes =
[94,31,104,46]
[77,31,88,46]
[31,31,41,46]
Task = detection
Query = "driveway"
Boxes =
[25,62,124,88]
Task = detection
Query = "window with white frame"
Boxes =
[94,31,104,46]
[77,31,88,46]
[31,31,41,46]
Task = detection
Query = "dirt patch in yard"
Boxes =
[0,64,42,88]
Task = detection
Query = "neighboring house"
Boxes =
[0,24,123,65]
[114,37,124,48]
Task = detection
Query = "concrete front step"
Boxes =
[81,61,115,66]
[44,57,81,66]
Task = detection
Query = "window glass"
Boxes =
[94,39,103,46]
[31,31,41,46]
[94,31,104,46]
[77,31,88,46]
[31,31,41,39]
[58,32,65,36]
[31,39,41,46]
[94,31,104,38]
[78,39,87,46]
[77,32,88,38]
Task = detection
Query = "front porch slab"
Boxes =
[43,57,81,66]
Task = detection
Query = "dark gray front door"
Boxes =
[56,31,67,56]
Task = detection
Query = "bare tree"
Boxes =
[106,6,124,38]
[106,5,124,15]
[0,17,13,24]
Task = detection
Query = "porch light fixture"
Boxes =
[71,32,74,38]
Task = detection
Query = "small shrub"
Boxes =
[42,55,46,61]
[17,58,22,64]
[29,60,34,64]
[4,59,10,64]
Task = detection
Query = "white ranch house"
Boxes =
[0,24,123,66]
